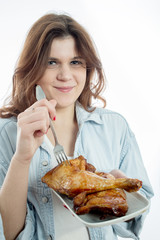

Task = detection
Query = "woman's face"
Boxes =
[38,36,87,109]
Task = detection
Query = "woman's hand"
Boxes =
[14,99,57,164]
[109,169,127,178]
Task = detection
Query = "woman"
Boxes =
[0,13,153,240]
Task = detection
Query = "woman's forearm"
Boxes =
[0,99,55,239]
[0,154,30,240]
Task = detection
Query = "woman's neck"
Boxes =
[54,104,76,126]
[47,103,78,156]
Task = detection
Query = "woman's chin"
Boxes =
[56,100,75,109]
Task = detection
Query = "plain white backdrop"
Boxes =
[0,0,159,239]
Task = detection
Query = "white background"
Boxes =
[0,0,159,239]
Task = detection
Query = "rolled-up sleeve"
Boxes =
[0,214,5,240]
[119,125,153,198]
[0,120,36,239]
[0,120,16,238]
[113,124,154,239]
[113,213,148,239]
[16,202,35,239]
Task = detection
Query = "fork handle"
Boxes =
[49,119,59,145]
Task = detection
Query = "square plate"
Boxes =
[52,190,149,227]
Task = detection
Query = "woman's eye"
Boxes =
[71,60,80,65]
[48,60,57,66]
[71,60,86,67]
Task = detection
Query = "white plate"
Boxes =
[52,190,150,227]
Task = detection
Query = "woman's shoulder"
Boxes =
[0,117,17,133]
[93,107,134,136]
[94,107,128,123]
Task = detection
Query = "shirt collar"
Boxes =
[41,102,103,150]
[75,101,103,125]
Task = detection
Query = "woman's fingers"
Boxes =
[18,98,57,135]
[49,99,57,120]
[22,119,49,135]
[16,98,57,162]
[25,98,57,120]
[15,98,58,163]
[19,106,49,125]
[109,169,127,178]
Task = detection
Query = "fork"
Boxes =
[36,85,70,165]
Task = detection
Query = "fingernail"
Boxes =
[53,116,56,121]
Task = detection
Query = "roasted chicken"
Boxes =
[42,155,142,197]
[73,189,128,217]
[42,155,142,217]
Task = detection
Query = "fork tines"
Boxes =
[55,151,70,165]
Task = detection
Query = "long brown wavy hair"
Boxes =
[0,13,106,118]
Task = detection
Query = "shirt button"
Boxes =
[42,196,49,203]
[47,236,52,240]
[42,160,48,166]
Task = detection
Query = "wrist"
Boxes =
[12,153,32,167]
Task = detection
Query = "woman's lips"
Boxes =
[55,87,74,93]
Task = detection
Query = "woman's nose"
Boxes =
[57,64,72,81]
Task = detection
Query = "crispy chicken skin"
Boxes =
[73,189,128,216]
[42,156,142,217]
[42,156,142,198]
[73,171,128,216]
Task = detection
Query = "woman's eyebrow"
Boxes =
[72,56,84,59]
[48,56,84,60]
[48,57,57,60]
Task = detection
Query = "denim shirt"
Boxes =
[0,103,154,240]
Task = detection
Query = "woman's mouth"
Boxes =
[55,87,74,93]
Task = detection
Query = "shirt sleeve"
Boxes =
[0,215,5,240]
[0,202,36,240]
[0,120,36,239]
[119,124,153,198]
[113,123,154,239]
[0,121,16,188]
[15,202,36,239]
